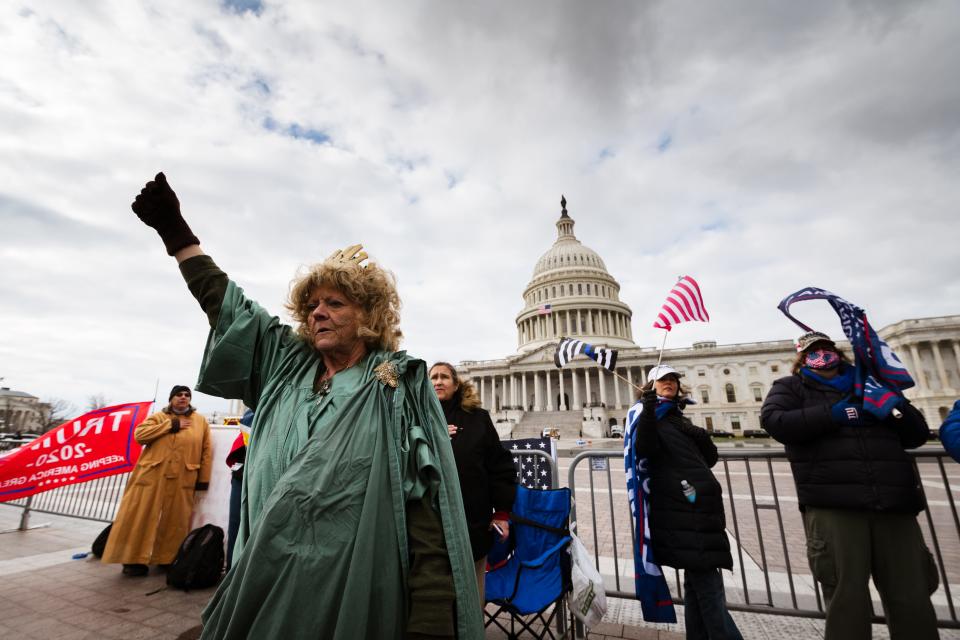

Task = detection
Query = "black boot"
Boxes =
[122,563,149,577]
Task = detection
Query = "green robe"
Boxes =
[195,282,481,639]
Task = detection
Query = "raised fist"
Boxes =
[131,172,200,256]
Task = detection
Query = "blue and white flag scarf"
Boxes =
[623,399,677,623]
[778,287,914,419]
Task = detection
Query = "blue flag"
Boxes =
[502,436,557,490]
[778,287,914,419]
[623,401,677,623]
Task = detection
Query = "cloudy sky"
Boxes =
[2,0,958,416]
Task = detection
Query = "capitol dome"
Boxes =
[515,197,635,352]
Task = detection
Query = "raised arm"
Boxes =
[132,172,201,257]
[131,172,227,327]
[633,389,661,458]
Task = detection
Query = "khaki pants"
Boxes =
[803,507,939,640]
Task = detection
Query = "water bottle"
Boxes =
[681,480,696,504]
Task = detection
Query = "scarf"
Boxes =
[801,364,854,393]
[623,398,678,623]
[778,287,914,418]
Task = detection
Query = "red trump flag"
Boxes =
[0,401,152,502]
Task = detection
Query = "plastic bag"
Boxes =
[567,533,607,628]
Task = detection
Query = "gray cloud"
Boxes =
[0,0,956,412]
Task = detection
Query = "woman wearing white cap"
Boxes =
[632,364,742,640]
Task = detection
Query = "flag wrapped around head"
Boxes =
[652,276,709,331]
[554,337,618,372]
[777,287,914,419]
[623,401,677,623]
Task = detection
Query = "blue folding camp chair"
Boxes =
[485,485,574,639]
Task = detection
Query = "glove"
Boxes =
[131,172,200,256]
[831,399,867,426]
[170,418,181,433]
[641,389,658,412]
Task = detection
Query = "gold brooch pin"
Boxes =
[374,361,399,388]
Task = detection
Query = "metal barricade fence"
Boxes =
[568,448,960,629]
[1,439,563,530]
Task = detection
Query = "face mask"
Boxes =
[805,349,840,370]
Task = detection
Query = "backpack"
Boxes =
[166,524,225,591]
[92,523,112,558]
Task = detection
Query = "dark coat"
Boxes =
[760,372,928,514]
[634,404,732,571]
[442,399,517,560]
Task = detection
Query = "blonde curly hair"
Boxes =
[285,256,403,352]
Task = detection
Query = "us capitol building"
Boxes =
[458,198,960,439]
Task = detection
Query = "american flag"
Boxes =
[502,437,557,490]
[777,287,914,419]
[554,337,618,372]
[537,304,553,315]
[652,275,709,331]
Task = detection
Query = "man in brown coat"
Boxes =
[102,386,212,576]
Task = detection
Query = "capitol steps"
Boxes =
[511,409,584,440]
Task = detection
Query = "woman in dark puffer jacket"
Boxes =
[634,364,742,640]
[430,362,517,608]
[761,331,937,640]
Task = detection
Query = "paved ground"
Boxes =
[2,442,958,639]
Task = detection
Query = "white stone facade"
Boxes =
[0,387,51,434]
[458,200,960,438]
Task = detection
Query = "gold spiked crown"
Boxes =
[326,243,369,268]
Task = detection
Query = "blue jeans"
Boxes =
[683,568,743,640]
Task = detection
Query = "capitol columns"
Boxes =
[546,370,554,411]
[584,367,593,405]
[909,344,929,391]
[572,369,580,410]
[954,341,960,388]
[932,341,951,392]
[558,369,567,410]
[598,368,607,407]
[534,372,542,411]
[521,373,528,411]
[614,368,622,408]
[480,377,487,408]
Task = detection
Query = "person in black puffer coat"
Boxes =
[761,331,937,640]
[634,365,742,640]
[430,362,517,608]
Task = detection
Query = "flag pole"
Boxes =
[654,329,668,372]
[612,369,644,394]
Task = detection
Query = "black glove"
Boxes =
[131,172,200,256]
[195,481,209,491]
[830,398,868,426]
[641,389,658,412]
[170,417,181,433]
